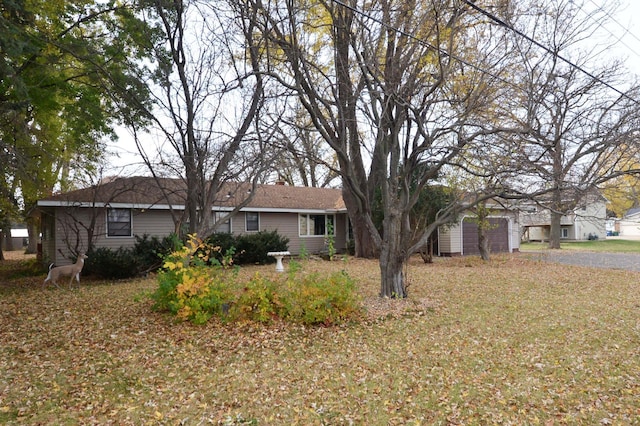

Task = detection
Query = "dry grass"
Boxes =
[1,252,639,425]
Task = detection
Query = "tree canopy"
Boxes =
[0,0,153,257]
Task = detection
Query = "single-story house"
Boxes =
[616,207,640,238]
[437,202,521,256]
[520,193,607,242]
[37,176,522,264]
[37,176,349,265]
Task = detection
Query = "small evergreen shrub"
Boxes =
[132,234,181,272]
[86,233,180,279]
[86,246,140,279]
[205,230,289,265]
[235,230,289,265]
[205,233,237,264]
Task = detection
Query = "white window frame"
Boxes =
[245,212,259,232]
[299,214,335,237]
[213,211,232,234]
[106,208,132,237]
[561,228,569,239]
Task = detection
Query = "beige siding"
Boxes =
[40,208,57,264]
[43,207,178,265]
[226,211,348,255]
[334,214,347,251]
[93,209,177,250]
[43,206,349,261]
[575,202,606,240]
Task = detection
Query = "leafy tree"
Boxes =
[601,148,640,218]
[0,0,153,258]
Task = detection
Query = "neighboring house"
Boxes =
[520,193,607,242]
[437,201,521,256]
[617,208,640,238]
[1,226,28,251]
[36,176,348,265]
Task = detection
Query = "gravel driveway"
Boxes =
[523,251,640,272]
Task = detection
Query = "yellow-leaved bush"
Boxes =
[151,236,362,325]
[151,235,235,325]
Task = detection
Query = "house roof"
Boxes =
[37,176,346,213]
[624,207,640,219]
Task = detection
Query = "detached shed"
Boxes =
[438,213,520,257]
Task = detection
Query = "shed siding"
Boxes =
[438,212,519,257]
[439,223,462,256]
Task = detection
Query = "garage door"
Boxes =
[462,217,510,255]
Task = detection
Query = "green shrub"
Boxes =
[205,230,289,265]
[230,273,282,323]
[86,246,140,279]
[85,233,180,279]
[284,270,361,325]
[132,233,181,273]
[205,233,237,264]
[151,236,234,324]
[151,236,361,326]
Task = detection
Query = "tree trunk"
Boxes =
[379,209,407,298]
[342,187,379,258]
[478,229,490,261]
[3,228,13,251]
[26,220,38,254]
[379,247,406,298]
[0,228,11,260]
[548,210,562,249]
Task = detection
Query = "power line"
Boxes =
[586,0,640,46]
[329,0,638,107]
[460,0,640,106]
[574,0,640,62]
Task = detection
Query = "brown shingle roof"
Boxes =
[38,176,345,212]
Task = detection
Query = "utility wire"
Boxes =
[329,0,639,110]
[461,0,640,106]
[575,0,640,63]
[586,0,640,46]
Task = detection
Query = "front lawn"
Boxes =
[1,253,639,424]
[521,238,640,253]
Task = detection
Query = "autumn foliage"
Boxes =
[151,235,361,325]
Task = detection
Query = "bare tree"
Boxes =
[272,107,341,188]
[498,0,640,248]
[111,0,279,237]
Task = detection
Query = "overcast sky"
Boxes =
[588,0,640,74]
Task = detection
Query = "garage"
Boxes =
[462,217,510,256]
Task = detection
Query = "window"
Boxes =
[299,214,335,236]
[107,208,132,237]
[561,228,569,239]
[213,212,232,233]
[245,212,259,232]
